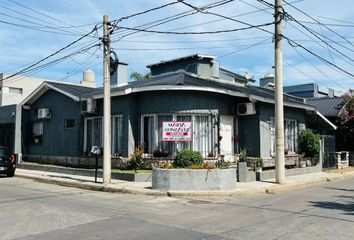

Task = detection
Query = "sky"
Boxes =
[0,0,353,92]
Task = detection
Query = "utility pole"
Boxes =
[274,0,285,184]
[102,15,111,184]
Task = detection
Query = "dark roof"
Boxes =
[47,82,95,97]
[146,54,216,68]
[85,72,309,107]
[306,97,343,117]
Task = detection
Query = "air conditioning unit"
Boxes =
[38,108,51,119]
[237,102,256,116]
[87,98,96,113]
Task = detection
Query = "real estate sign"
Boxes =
[162,121,192,142]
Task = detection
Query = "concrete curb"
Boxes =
[15,170,354,197]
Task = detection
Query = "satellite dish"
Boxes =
[244,71,253,80]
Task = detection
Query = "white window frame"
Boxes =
[83,115,123,154]
[270,118,298,156]
[140,112,217,157]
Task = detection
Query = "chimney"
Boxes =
[111,62,128,87]
[81,69,96,88]
[260,73,274,87]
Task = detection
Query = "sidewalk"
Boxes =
[15,167,354,197]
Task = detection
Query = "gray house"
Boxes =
[21,81,94,157]
[17,54,335,163]
[79,54,317,161]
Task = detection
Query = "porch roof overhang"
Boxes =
[20,82,80,106]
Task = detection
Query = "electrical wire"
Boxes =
[116,22,275,35]
[285,36,354,79]
[3,26,99,81]
[218,37,272,58]
[283,0,354,47]
[7,0,92,34]
[110,0,236,42]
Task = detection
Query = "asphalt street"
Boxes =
[0,176,353,240]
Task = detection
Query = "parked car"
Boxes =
[0,146,16,177]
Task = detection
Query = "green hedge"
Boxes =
[299,130,320,158]
[173,150,203,168]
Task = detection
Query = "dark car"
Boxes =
[0,146,16,177]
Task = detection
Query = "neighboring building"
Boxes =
[0,74,52,107]
[0,71,96,107]
[0,70,97,154]
[260,76,344,152]
[283,83,342,99]
[16,54,335,163]
[306,97,344,152]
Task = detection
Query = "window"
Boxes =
[33,122,43,136]
[141,113,217,157]
[112,115,124,156]
[64,119,75,129]
[84,115,123,155]
[270,118,297,155]
[9,87,22,95]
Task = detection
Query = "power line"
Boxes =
[112,40,270,51]
[0,11,88,36]
[111,0,236,42]
[283,0,354,47]
[178,0,274,35]
[219,37,272,58]
[118,36,269,44]
[285,21,354,68]
[7,0,90,34]
[0,5,89,36]
[117,22,275,35]
[283,60,333,89]
[110,0,182,32]
[285,36,354,79]
[3,42,101,85]
[3,26,99,81]
[289,42,345,89]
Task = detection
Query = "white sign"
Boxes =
[162,121,192,142]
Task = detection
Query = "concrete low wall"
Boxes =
[24,155,129,169]
[152,168,236,191]
[259,164,322,181]
[18,163,151,182]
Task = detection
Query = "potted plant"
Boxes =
[299,153,306,168]
[299,130,321,166]
[255,157,263,172]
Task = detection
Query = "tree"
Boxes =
[130,71,151,81]
[337,89,354,151]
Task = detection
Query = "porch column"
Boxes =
[14,104,22,157]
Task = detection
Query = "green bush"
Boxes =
[173,150,203,168]
[299,130,320,158]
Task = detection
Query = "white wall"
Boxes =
[0,74,48,106]
[219,115,234,161]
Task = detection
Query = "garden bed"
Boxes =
[152,168,236,191]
